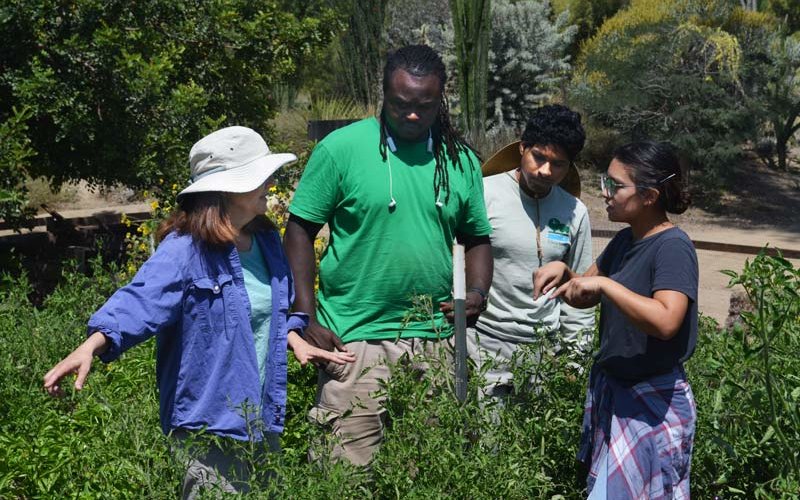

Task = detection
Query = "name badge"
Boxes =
[547,232,570,244]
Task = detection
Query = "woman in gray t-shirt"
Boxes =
[534,141,698,499]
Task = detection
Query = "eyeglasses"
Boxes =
[600,173,639,196]
[599,172,677,197]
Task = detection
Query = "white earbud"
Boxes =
[384,128,437,210]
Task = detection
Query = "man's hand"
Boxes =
[533,261,570,300]
[439,291,484,326]
[304,318,347,352]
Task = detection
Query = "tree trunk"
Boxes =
[450,0,491,138]
[339,1,388,108]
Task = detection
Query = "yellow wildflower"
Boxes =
[151,200,159,210]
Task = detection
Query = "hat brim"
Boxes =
[178,153,297,198]
[481,141,582,198]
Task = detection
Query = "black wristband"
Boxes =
[467,287,488,311]
[467,287,487,300]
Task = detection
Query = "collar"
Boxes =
[386,128,433,154]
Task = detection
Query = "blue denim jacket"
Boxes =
[88,229,307,440]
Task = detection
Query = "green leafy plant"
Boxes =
[0,0,340,215]
[3,243,800,497]
[688,251,800,497]
[488,0,576,130]
[0,107,36,229]
[722,251,800,472]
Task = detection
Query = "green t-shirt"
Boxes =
[289,117,491,343]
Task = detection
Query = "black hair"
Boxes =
[612,140,691,214]
[379,44,478,205]
[520,104,585,161]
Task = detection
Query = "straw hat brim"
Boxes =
[178,153,297,198]
[481,141,581,198]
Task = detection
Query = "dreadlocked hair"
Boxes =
[379,44,479,205]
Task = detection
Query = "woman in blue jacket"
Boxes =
[44,126,355,497]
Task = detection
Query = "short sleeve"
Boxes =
[597,229,629,275]
[652,236,698,302]
[288,143,342,224]
[457,153,492,237]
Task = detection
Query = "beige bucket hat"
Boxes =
[481,141,582,198]
[179,126,296,198]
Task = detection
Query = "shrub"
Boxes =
[487,0,576,130]
[0,260,182,497]
[2,248,799,496]
[0,107,36,229]
[0,0,340,211]
[570,0,773,190]
[689,251,800,497]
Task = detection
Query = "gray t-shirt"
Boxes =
[476,172,594,346]
[596,226,698,381]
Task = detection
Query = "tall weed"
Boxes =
[689,251,800,498]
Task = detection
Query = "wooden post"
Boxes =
[453,243,468,402]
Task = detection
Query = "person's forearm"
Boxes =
[462,236,492,293]
[598,279,681,340]
[287,330,302,350]
[84,331,110,356]
[284,218,321,320]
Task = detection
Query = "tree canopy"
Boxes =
[571,0,780,187]
[0,0,340,224]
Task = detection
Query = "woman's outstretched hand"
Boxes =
[288,331,356,367]
[43,331,109,397]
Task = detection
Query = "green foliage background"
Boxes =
[0,0,341,224]
[487,0,576,130]
[1,251,798,497]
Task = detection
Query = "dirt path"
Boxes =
[590,230,800,325]
[582,158,800,325]
[21,158,800,325]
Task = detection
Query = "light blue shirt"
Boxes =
[239,237,273,387]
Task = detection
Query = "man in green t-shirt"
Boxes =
[284,45,492,465]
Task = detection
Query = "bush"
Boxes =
[0,107,36,229]
[689,251,800,498]
[0,260,181,497]
[487,0,576,130]
[570,0,774,190]
[2,250,799,496]
[0,0,340,208]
